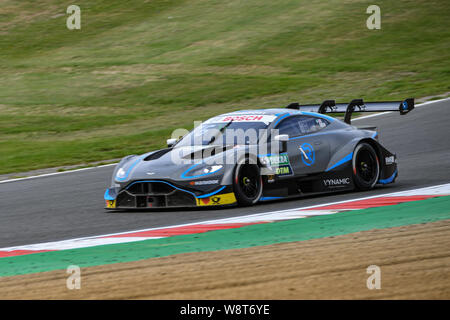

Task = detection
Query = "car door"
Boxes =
[276,115,330,177]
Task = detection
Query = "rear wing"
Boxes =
[286,98,414,124]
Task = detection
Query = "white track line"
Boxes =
[1,97,448,185]
[0,163,117,184]
[2,182,449,252]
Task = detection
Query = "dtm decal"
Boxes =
[275,165,293,176]
[323,178,351,187]
[299,143,315,166]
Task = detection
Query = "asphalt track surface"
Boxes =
[1,99,449,247]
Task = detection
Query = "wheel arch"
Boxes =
[357,138,383,165]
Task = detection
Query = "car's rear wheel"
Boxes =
[352,142,380,190]
[233,162,263,206]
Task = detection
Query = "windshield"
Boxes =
[175,114,275,147]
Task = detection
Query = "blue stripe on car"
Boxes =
[180,163,224,179]
[271,113,290,127]
[325,152,353,172]
[104,189,116,200]
[125,180,226,199]
[378,169,398,184]
[196,185,226,199]
[260,196,284,201]
[299,111,335,122]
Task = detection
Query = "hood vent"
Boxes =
[144,148,171,161]
[183,145,230,160]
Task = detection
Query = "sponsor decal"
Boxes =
[196,192,237,206]
[106,200,116,208]
[259,153,290,167]
[275,165,293,176]
[267,174,275,183]
[385,156,396,165]
[189,180,219,186]
[299,143,315,166]
[323,178,351,187]
[206,114,276,124]
[222,115,263,122]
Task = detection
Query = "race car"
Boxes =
[104,98,414,209]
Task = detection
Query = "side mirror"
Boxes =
[273,134,289,142]
[167,138,177,148]
[273,134,289,153]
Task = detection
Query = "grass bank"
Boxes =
[0,0,449,173]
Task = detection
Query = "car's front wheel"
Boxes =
[233,162,263,206]
[352,142,380,190]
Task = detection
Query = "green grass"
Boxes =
[0,0,449,174]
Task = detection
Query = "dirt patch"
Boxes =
[1,220,449,299]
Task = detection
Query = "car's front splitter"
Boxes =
[104,182,236,210]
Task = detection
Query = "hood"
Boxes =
[113,144,249,184]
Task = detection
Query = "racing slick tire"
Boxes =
[233,162,263,206]
[352,142,380,191]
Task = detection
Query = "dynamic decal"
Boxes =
[299,143,315,166]
[323,178,351,187]
[196,192,237,206]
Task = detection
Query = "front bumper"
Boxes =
[104,180,236,209]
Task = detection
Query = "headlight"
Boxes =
[200,165,223,174]
[116,167,126,179]
[182,164,223,178]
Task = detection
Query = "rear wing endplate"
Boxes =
[286,98,414,124]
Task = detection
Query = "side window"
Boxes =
[277,116,329,137]
[297,116,329,134]
[277,116,303,137]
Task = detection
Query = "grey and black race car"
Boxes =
[104,98,414,209]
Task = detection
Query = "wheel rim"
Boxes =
[238,165,260,199]
[356,149,377,183]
